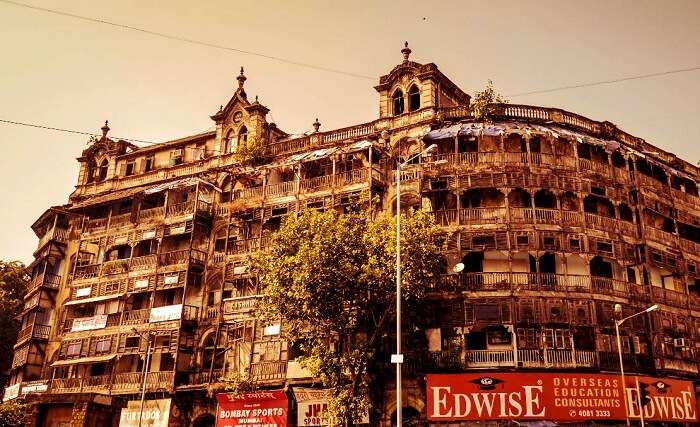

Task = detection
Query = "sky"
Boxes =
[0,0,699,263]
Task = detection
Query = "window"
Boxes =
[144,156,154,172]
[475,304,500,321]
[87,160,97,183]
[125,161,135,176]
[170,149,183,166]
[408,85,420,112]
[66,342,81,356]
[125,336,140,349]
[392,89,404,116]
[98,159,109,181]
[544,328,571,349]
[238,126,248,145]
[226,130,236,153]
[95,338,111,353]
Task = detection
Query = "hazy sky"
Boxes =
[1,0,699,263]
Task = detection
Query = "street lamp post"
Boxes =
[394,143,437,427]
[614,304,657,427]
[133,329,155,427]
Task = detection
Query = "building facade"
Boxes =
[5,45,700,426]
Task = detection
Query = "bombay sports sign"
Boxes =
[427,373,697,422]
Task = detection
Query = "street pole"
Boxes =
[635,376,645,427]
[395,166,402,427]
[615,320,631,427]
[138,333,153,427]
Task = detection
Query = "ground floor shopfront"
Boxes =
[19,372,700,426]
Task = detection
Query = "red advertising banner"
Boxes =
[216,390,288,427]
[427,372,697,423]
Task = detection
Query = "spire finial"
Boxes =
[101,120,110,137]
[237,66,247,90]
[401,41,412,62]
[312,118,321,133]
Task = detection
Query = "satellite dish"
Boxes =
[452,263,465,273]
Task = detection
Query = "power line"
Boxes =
[0,118,156,144]
[507,66,700,97]
[0,0,376,81]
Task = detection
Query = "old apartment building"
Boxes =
[5,44,700,425]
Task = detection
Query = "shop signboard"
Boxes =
[427,372,697,423]
[216,390,287,427]
[119,398,171,427]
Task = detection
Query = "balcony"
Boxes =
[36,227,69,252]
[465,350,514,368]
[434,272,647,300]
[15,323,50,345]
[598,352,654,373]
[51,371,176,395]
[429,207,590,228]
[159,249,206,267]
[656,357,699,375]
[26,272,61,294]
[250,361,287,382]
[137,206,165,222]
[651,286,689,309]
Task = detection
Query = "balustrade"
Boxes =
[138,206,165,222]
[166,200,195,217]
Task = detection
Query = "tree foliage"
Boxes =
[470,80,508,120]
[0,398,25,427]
[251,202,444,425]
[0,261,27,382]
[234,135,267,165]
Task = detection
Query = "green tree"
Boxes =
[0,399,25,427]
[471,79,508,120]
[234,135,267,165]
[251,203,444,425]
[0,261,28,384]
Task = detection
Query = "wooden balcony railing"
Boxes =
[16,323,50,343]
[112,371,175,394]
[122,309,150,325]
[435,272,651,300]
[26,272,61,294]
[166,200,195,217]
[250,361,287,381]
[137,206,165,222]
[465,350,514,367]
[651,286,688,309]
[36,227,69,250]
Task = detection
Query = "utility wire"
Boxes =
[507,66,700,97]
[0,0,376,81]
[2,0,698,94]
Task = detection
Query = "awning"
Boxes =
[51,354,116,367]
[69,185,149,210]
[64,293,124,306]
[144,177,202,194]
[424,124,462,140]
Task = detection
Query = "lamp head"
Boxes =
[614,304,623,315]
[645,304,658,313]
[452,263,465,273]
[425,144,438,154]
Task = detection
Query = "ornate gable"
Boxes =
[210,67,251,124]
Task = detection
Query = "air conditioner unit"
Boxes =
[172,149,183,157]
[632,336,642,354]
[673,338,687,348]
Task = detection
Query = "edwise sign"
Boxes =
[427,373,697,423]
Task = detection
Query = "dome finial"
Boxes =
[401,41,412,62]
[237,66,247,89]
[312,118,321,133]
[101,120,110,137]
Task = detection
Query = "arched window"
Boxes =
[202,333,224,370]
[225,130,236,153]
[238,126,248,146]
[98,159,108,182]
[408,84,420,112]
[392,89,404,116]
[86,160,97,183]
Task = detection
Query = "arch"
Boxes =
[201,330,225,370]
[539,252,556,274]
[193,414,216,427]
[534,189,556,209]
[238,125,248,146]
[461,188,504,208]
[392,88,405,116]
[560,191,579,211]
[390,407,421,427]
[507,188,531,208]
[225,129,236,153]
[220,175,233,202]
[408,84,420,112]
[98,159,109,182]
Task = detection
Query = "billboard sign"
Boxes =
[216,390,288,427]
[119,399,171,427]
[427,372,697,423]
